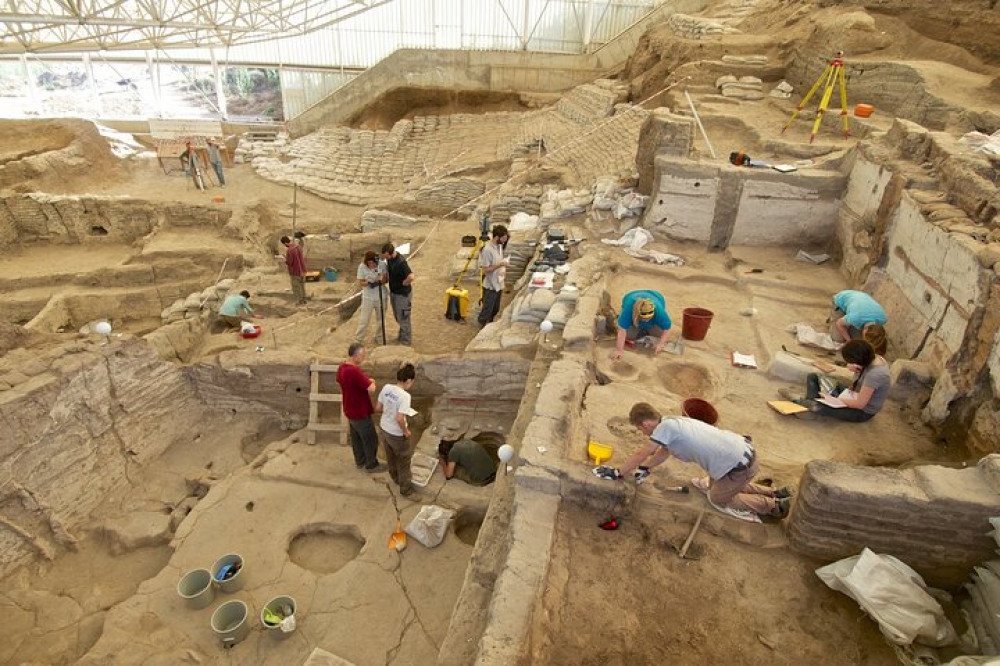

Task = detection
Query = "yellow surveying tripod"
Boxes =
[782,51,850,143]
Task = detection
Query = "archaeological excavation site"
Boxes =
[2,0,1000,664]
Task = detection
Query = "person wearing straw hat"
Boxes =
[609,289,676,360]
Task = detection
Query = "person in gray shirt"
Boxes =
[782,339,890,422]
[594,403,791,521]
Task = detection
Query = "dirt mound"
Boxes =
[349,87,534,130]
[0,322,58,355]
[0,119,121,192]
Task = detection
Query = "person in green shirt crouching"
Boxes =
[438,438,497,487]
[218,290,255,328]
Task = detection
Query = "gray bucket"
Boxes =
[177,568,215,610]
[211,599,251,648]
[260,595,297,637]
[211,553,245,593]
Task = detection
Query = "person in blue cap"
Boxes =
[609,289,676,359]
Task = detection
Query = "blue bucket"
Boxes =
[323,268,338,282]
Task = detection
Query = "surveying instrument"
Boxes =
[782,51,850,143]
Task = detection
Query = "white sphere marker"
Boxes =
[95,321,112,336]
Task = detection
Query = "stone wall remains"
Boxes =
[788,458,1000,586]
[836,120,1000,451]
[640,157,845,249]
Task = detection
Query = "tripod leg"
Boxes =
[782,65,832,133]
[809,67,838,143]
[838,65,850,138]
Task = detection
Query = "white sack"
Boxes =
[816,548,958,647]
[788,322,841,351]
[404,505,456,548]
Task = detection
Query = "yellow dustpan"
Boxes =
[588,440,614,465]
[388,520,407,552]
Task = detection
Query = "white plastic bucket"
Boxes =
[211,599,251,647]
[177,568,215,610]
[260,595,297,637]
[211,553,245,593]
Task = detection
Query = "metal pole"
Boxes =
[377,279,387,345]
[684,89,717,160]
[291,183,298,235]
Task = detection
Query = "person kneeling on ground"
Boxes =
[377,363,419,496]
[780,339,890,422]
[438,438,496,487]
[609,289,677,360]
[829,289,887,344]
[594,402,791,522]
[218,290,255,328]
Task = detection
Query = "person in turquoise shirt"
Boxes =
[831,290,887,343]
[610,289,676,359]
[218,290,254,328]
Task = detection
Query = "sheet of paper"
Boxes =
[732,351,757,368]
[817,395,848,408]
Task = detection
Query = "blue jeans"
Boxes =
[211,161,225,185]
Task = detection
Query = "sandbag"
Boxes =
[816,548,958,647]
[404,505,456,548]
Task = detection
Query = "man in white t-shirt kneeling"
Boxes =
[594,402,792,521]
[377,363,418,496]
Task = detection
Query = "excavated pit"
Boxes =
[288,525,366,574]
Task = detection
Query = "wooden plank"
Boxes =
[149,118,223,139]
[309,393,342,402]
[310,363,341,373]
[307,366,320,445]
[307,423,347,432]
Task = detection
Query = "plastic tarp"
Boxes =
[601,228,684,266]
[787,322,841,351]
[816,549,958,647]
[404,505,456,548]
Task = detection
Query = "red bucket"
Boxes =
[241,324,262,339]
[682,398,718,425]
[681,308,714,341]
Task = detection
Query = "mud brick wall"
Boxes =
[788,459,1000,586]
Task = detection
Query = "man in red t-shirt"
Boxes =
[279,235,307,305]
[335,343,385,472]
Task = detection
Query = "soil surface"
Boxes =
[530,502,898,666]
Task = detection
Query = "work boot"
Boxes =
[773,486,794,499]
[365,463,387,473]
[762,498,791,523]
[777,387,800,402]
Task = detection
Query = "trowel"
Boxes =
[388,520,407,552]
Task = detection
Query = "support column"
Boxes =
[20,54,39,114]
[147,52,163,117]
[83,53,102,117]
[210,48,227,119]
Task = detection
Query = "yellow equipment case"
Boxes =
[444,287,469,320]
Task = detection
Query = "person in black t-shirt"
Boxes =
[381,243,415,345]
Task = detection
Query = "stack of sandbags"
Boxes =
[770,80,794,99]
[962,518,1000,656]
[511,289,556,324]
[543,287,580,330]
[540,188,592,221]
[715,75,765,100]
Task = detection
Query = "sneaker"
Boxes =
[365,463,388,473]
[794,408,820,422]
[773,486,794,499]
[399,486,416,497]
[777,387,800,402]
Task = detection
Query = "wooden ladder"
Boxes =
[306,360,348,446]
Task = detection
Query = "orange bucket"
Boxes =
[854,103,874,118]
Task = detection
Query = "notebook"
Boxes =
[767,400,810,415]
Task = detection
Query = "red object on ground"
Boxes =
[682,398,719,425]
[681,307,714,341]
[241,325,262,339]
[854,103,874,118]
[599,518,620,531]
